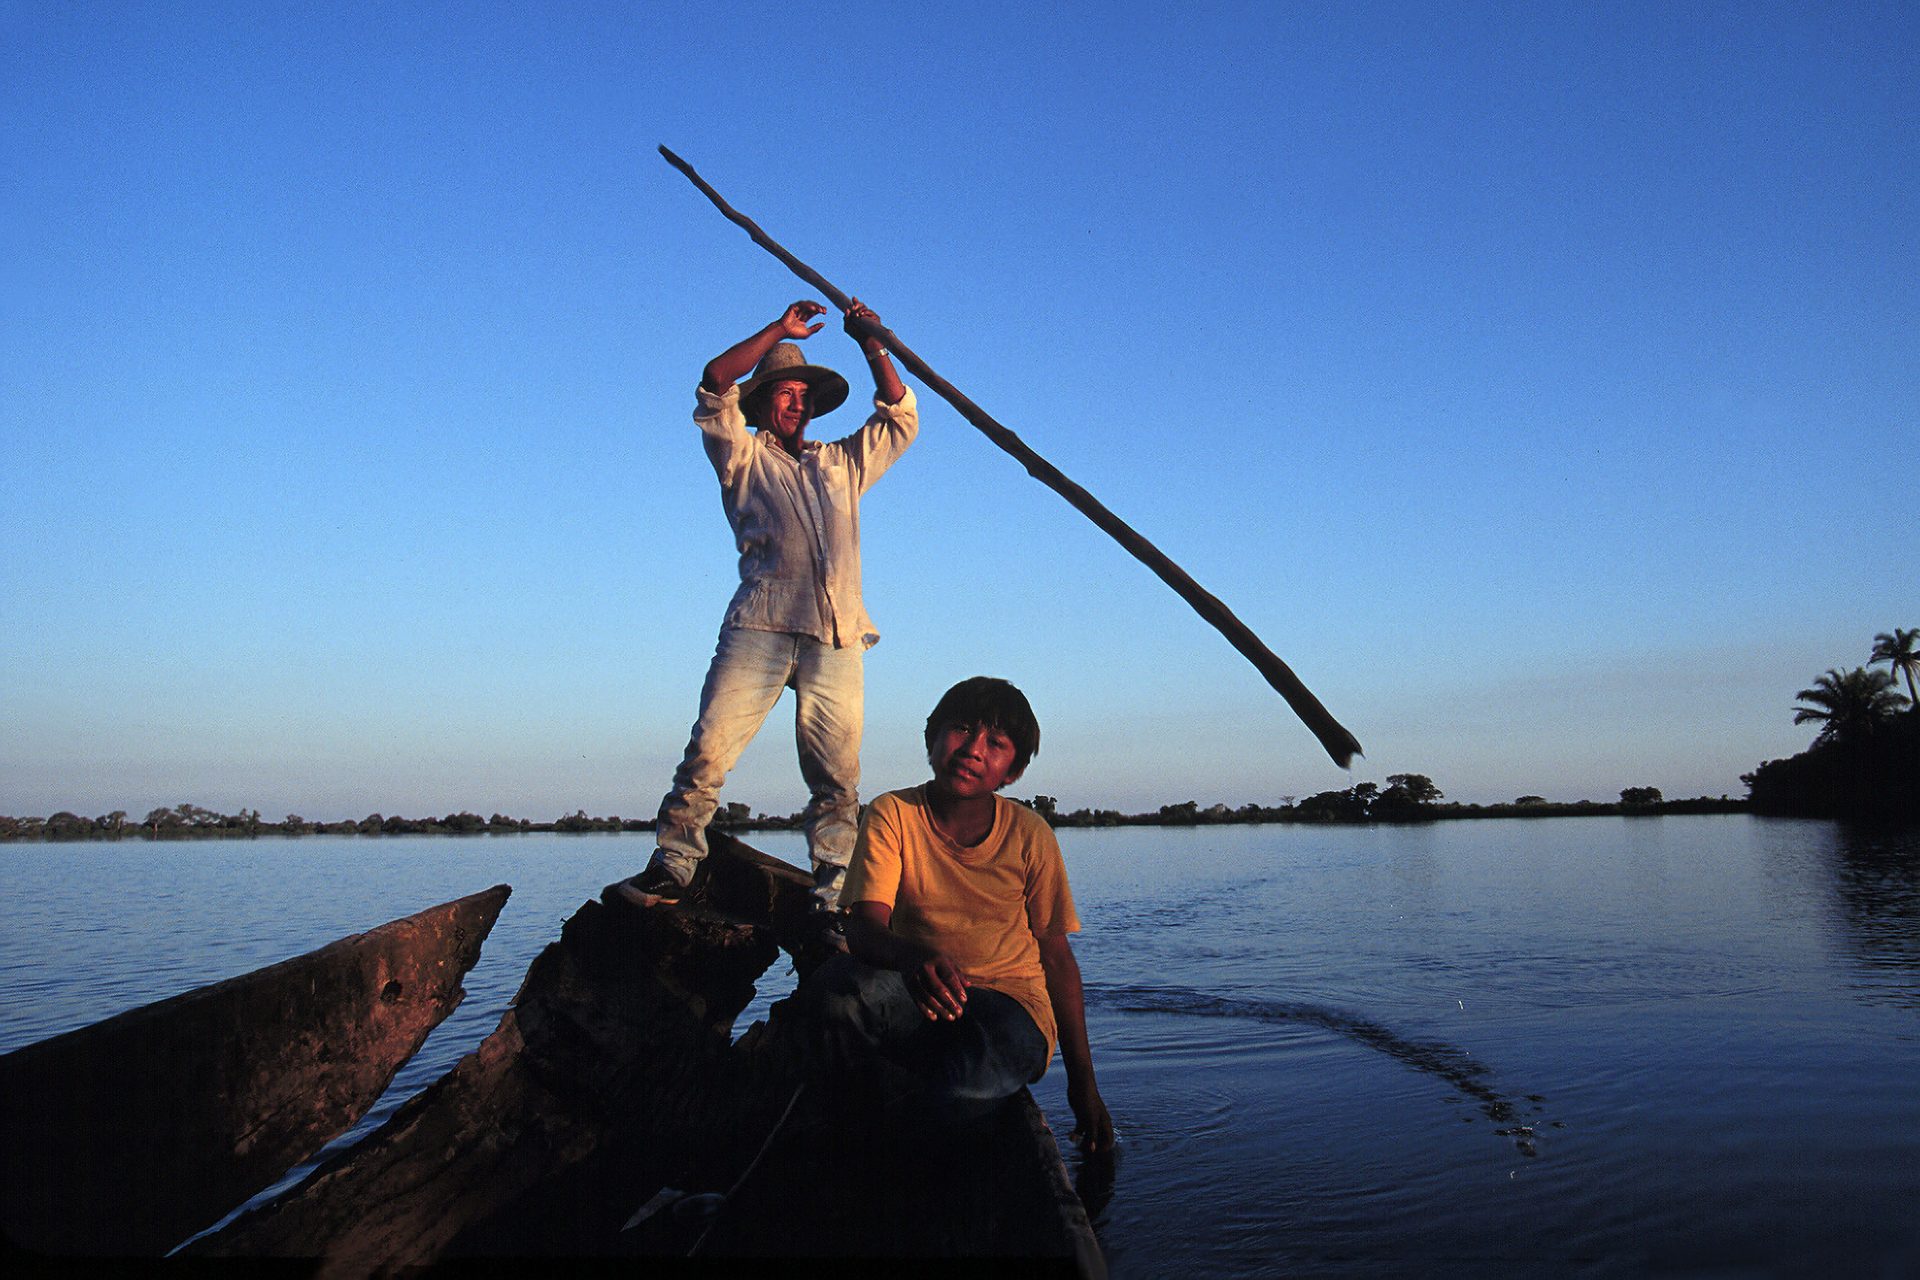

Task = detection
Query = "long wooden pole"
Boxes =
[659,145,1362,768]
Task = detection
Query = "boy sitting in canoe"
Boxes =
[795,676,1115,1152]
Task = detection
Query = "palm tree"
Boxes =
[1793,666,1909,746]
[1870,627,1919,711]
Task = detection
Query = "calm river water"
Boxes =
[4,815,1917,1275]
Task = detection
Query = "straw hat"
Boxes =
[736,342,850,419]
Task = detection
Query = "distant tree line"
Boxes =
[0,800,828,843]
[1024,775,1735,829]
[1743,627,1918,823]
[19,637,1911,847]
[2,775,1742,843]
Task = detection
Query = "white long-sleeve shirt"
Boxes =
[693,381,919,650]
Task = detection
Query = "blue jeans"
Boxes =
[797,954,1048,1111]
[655,627,863,908]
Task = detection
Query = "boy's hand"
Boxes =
[778,300,826,340]
[1068,1079,1116,1155]
[906,951,969,1021]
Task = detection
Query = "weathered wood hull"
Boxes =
[190,832,1105,1273]
[0,884,510,1256]
[185,832,813,1271]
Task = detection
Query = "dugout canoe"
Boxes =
[684,1062,1106,1272]
[0,884,510,1256]
[189,831,1106,1274]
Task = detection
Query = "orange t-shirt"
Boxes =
[842,785,1081,1061]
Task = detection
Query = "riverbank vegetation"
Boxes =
[1,779,1741,844]
[22,625,1912,846]
[1742,628,1918,824]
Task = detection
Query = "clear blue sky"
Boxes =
[3,1,1913,820]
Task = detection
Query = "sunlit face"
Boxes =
[928,719,1023,800]
[757,379,811,442]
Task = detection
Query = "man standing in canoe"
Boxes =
[617,298,917,935]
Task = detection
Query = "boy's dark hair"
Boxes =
[923,677,1041,777]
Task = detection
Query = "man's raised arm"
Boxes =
[702,300,825,393]
[842,297,905,406]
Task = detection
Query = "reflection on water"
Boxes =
[1830,825,1920,1007]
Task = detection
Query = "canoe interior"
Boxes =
[691,1081,1102,1270]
